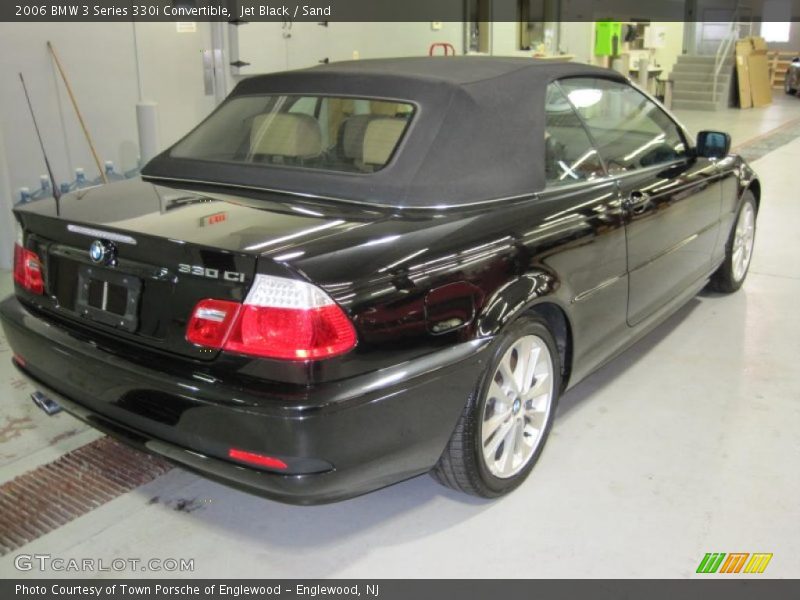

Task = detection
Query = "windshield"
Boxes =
[170,95,415,174]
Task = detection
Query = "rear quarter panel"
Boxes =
[286,179,629,389]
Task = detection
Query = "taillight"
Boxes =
[13,243,44,295]
[186,274,357,360]
[186,299,241,348]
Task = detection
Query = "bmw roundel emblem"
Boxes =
[89,240,114,265]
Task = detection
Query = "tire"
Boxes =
[709,191,757,293]
[431,315,561,498]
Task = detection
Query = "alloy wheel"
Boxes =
[480,335,554,479]
[732,201,756,283]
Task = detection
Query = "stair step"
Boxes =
[673,58,734,73]
[675,55,718,64]
[672,71,731,83]
[675,54,734,65]
[671,99,723,111]
[672,80,721,92]
[673,90,719,101]
[672,63,733,76]
[672,67,716,77]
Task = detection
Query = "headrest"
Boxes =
[362,118,406,166]
[250,113,322,158]
[341,115,375,160]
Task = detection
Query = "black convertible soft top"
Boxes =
[142,57,626,209]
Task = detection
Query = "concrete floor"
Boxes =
[1,100,799,579]
[673,92,800,148]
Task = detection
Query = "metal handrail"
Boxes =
[712,20,739,104]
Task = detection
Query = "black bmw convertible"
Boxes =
[2,57,759,503]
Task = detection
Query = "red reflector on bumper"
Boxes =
[228,448,288,471]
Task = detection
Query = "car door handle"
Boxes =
[623,190,651,213]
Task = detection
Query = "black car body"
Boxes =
[785,57,800,95]
[1,58,760,503]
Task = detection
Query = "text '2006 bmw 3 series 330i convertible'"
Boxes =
[1,58,760,504]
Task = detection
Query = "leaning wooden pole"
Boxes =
[46,41,107,184]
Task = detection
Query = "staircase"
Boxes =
[671,54,735,111]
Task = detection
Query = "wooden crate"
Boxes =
[768,50,800,89]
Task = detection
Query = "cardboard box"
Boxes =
[749,52,773,106]
[735,36,772,108]
[747,36,772,107]
[751,36,769,52]
[735,40,753,108]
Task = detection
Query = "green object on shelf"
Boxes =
[595,21,622,56]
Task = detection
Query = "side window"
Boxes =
[544,83,605,186]
[558,78,687,174]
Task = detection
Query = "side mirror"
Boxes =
[696,130,731,159]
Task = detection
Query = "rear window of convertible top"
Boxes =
[170,95,415,174]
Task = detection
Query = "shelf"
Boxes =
[768,50,799,89]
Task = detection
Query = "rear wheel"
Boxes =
[710,192,757,293]
[431,315,560,498]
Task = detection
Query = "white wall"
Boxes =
[0,23,137,198]
[651,22,685,77]
[559,22,594,63]
[133,23,219,148]
[0,122,14,269]
[231,21,465,77]
[752,22,800,52]
[0,22,218,267]
[490,22,519,56]
[328,22,465,61]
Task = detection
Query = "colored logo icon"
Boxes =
[696,552,773,574]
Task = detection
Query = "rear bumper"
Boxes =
[1,295,489,504]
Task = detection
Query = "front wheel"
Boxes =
[710,191,757,293]
[431,315,561,498]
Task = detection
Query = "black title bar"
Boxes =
[5,579,800,600]
[3,0,800,22]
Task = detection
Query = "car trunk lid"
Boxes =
[13,179,374,361]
